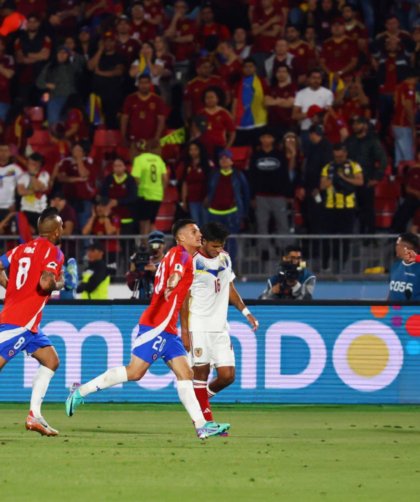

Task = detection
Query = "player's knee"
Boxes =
[178,367,194,381]
[219,368,235,387]
[48,356,60,372]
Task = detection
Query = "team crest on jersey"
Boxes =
[153,353,158,361]
[175,263,183,273]
[46,262,58,270]
[8,350,14,357]
[194,348,203,357]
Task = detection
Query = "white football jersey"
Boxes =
[189,250,235,332]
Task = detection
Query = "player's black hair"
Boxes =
[172,219,196,239]
[39,207,59,224]
[399,233,419,250]
[333,142,347,151]
[201,222,230,244]
[283,245,303,256]
[342,3,355,10]
[138,73,152,81]
[285,23,301,33]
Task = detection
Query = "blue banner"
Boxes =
[1,304,420,404]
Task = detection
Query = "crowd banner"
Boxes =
[1,302,419,404]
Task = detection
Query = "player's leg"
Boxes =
[24,332,60,436]
[191,331,213,421]
[164,336,230,438]
[207,331,236,399]
[66,355,150,416]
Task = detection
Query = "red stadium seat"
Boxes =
[397,160,417,176]
[375,181,401,199]
[163,186,178,203]
[158,202,176,217]
[155,216,174,232]
[230,146,252,171]
[29,129,51,146]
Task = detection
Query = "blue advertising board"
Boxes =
[1,303,420,404]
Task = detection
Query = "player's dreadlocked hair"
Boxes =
[172,219,196,240]
[39,207,59,225]
[201,222,230,243]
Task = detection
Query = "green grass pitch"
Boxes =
[1,403,420,502]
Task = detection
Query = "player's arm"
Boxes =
[39,269,65,293]
[164,272,182,301]
[0,253,9,288]
[180,290,191,351]
[229,282,259,331]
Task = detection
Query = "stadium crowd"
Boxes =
[0,0,419,270]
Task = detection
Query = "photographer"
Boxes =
[259,245,316,300]
[320,143,363,271]
[126,231,166,299]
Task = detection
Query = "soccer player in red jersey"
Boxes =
[66,220,230,439]
[0,208,65,436]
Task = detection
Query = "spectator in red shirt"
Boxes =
[197,4,230,51]
[115,15,141,68]
[85,0,115,28]
[121,73,167,162]
[335,79,370,127]
[130,2,157,43]
[100,156,138,235]
[0,36,15,121]
[82,197,121,274]
[320,18,359,81]
[342,4,369,54]
[307,104,349,145]
[4,100,32,158]
[62,93,90,143]
[184,59,229,121]
[233,27,251,60]
[14,13,51,105]
[219,40,243,90]
[143,0,164,27]
[164,0,196,64]
[154,35,175,104]
[313,0,339,43]
[194,87,236,162]
[130,41,165,91]
[392,71,419,167]
[372,36,411,141]
[181,140,212,227]
[285,24,317,82]
[251,0,284,72]
[264,63,296,139]
[57,140,98,231]
[376,14,413,51]
[56,0,81,37]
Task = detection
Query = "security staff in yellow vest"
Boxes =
[77,241,110,299]
[320,143,364,271]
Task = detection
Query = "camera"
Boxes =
[130,244,150,271]
[276,261,304,299]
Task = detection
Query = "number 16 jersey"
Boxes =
[189,250,235,332]
[0,237,65,333]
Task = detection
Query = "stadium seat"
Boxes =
[293,197,303,227]
[230,146,252,171]
[93,129,121,148]
[397,160,417,176]
[29,129,51,146]
[155,216,174,232]
[375,181,401,199]
[164,186,178,203]
[158,202,176,217]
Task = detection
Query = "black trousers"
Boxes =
[356,185,376,234]
[391,197,420,234]
[322,209,355,269]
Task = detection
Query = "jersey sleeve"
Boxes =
[41,246,64,278]
[169,248,190,277]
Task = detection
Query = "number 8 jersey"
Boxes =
[139,245,194,335]
[0,237,65,333]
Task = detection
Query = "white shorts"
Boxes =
[190,331,235,368]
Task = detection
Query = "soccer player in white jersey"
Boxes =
[180,222,258,424]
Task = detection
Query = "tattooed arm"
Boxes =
[39,270,65,293]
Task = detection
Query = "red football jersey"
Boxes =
[139,245,193,335]
[0,238,65,333]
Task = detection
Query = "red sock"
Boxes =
[194,380,213,422]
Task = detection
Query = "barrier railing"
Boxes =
[0,234,398,281]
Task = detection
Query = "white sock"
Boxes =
[78,367,128,397]
[207,385,216,399]
[30,366,55,418]
[177,380,206,428]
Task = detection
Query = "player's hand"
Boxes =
[405,248,417,264]
[272,283,281,295]
[164,286,174,301]
[247,314,259,332]
[181,330,191,352]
